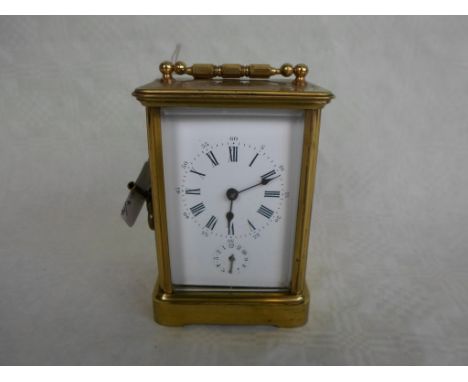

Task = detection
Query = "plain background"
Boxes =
[1,16,468,365]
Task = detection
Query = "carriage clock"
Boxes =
[127,61,333,327]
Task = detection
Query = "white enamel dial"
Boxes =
[161,108,304,289]
[179,140,285,240]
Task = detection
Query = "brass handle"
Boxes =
[159,61,309,84]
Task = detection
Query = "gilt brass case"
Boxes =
[133,63,333,327]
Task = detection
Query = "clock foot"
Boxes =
[151,284,310,328]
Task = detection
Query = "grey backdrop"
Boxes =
[1,16,468,365]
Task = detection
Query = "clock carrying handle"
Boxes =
[159,61,309,84]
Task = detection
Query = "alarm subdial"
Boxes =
[213,242,249,274]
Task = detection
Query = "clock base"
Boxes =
[152,285,310,327]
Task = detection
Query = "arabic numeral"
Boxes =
[176,187,181,194]
[252,232,260,239]
[201,141,210,150]
[227,239,234,248]
[229,136,239,142]
[183,211,190,219]
[181,161,190,169]
[201,230,209,237]
[274,215,282,223]
[284,192,290,198]
[279,165,285,172]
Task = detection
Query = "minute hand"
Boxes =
[238,175,281,194]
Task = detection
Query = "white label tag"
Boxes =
[121,161,151,227]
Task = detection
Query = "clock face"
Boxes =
[161,108,304,290]
[180,141,285,240]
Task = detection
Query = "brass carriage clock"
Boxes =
[131,61,333,327]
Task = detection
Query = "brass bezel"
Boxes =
[134,78,333,327]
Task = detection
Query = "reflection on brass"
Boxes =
[159,61,309,83]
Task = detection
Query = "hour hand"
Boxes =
[226,200,234,235]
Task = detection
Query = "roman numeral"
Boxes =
[257,204,274,219]
[264,190,280,198]
[206,151,219,166]
[205,215,218,230]
[190,202,206,217]
[247,219,256,231]
[229,146,238,162]
[249,153,259,167]
[190,169,206,177]
[185,188,201,195]
[261,170,276,179]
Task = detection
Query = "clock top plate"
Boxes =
[133,79,334,109]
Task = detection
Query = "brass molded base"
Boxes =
[152,285,309,327]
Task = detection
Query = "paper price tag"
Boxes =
[121,161,151,227]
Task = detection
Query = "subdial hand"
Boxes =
[228,254,235,274]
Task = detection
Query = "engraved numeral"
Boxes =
[257,204,273,219]
[206,151,219,166]
[205,215,218,230]
[264,190,280,198]
[190,202,206,217]
[190,169,206,177]
[249,153,259,167]
[261,170,276,179]
[185,188,201,195]
[229,146,238,162]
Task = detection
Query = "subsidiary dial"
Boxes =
[213,242,249,274]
